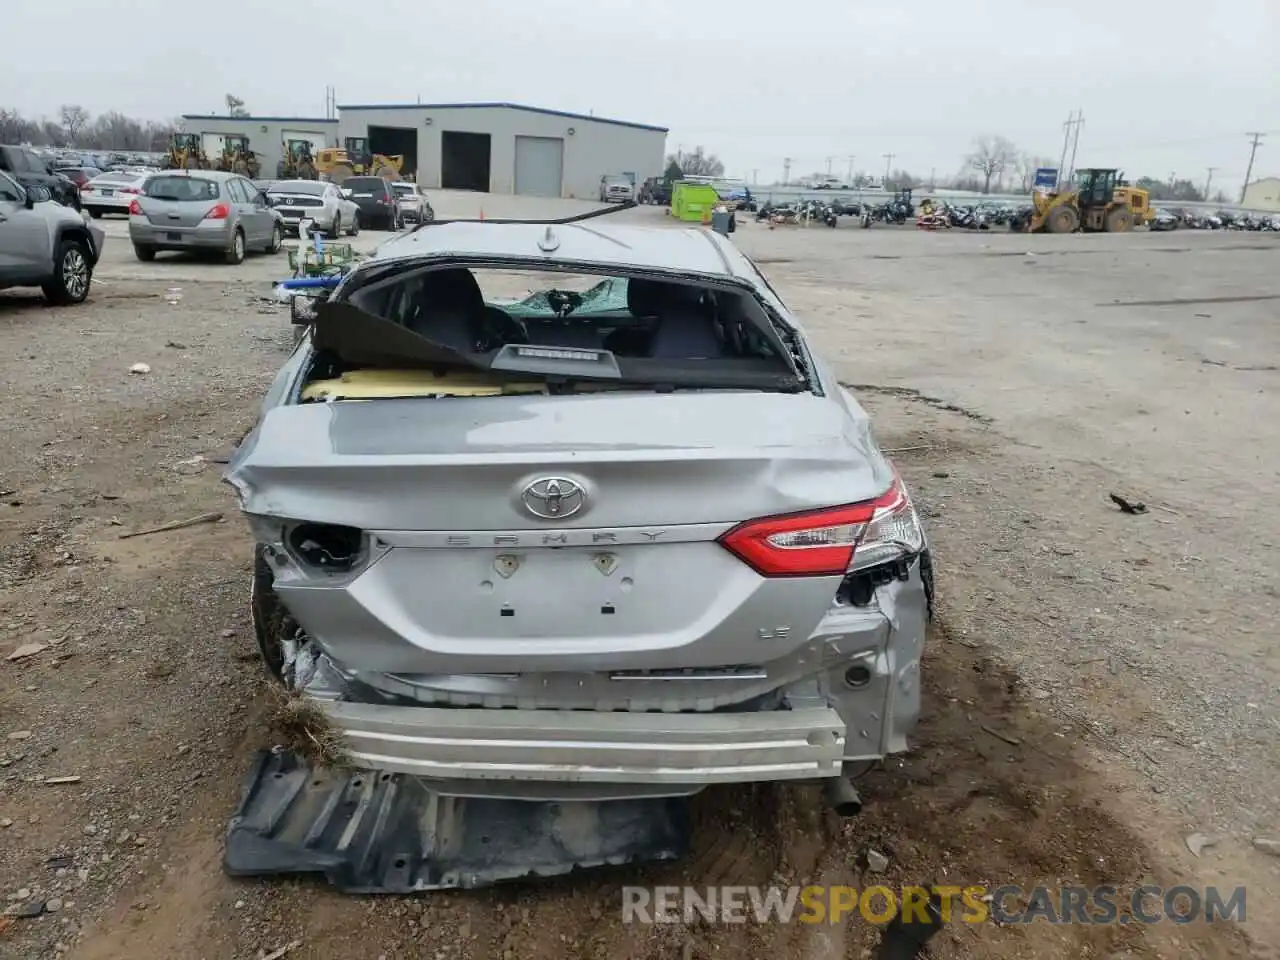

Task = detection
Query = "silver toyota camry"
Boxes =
[224,207,933,886]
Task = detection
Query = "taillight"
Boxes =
[718,474,924,577]
[128,198,142,215]
[204,202,230,220]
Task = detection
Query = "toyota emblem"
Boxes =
[521,477,587,519]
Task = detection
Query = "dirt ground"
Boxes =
[1,206,1277,959]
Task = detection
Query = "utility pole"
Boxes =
[782,157,792,185]
[825,156,835,175]
[1057,109,1083,188]
[883,153,894,184]
[1241,132,1265,203]
[1203,167,1216,200]
[1067,108,1084,182]
[751,168,758,185]
[846,155,855,182]
[929,167,936,191]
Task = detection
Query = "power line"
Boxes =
[1241,133,1264,203]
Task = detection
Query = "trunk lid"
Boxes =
[232,391,890,672]
[138,196,214,228]
[140,174,224,227]
[229,391,889,531]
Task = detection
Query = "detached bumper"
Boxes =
[317,700,845,784]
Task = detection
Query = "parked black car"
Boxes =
[0,145,81,209]
[1149,208,1180,231]
[340,177,401,230]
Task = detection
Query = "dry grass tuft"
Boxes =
[262,681,353,769]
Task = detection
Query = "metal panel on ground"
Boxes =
[514,136,565,198]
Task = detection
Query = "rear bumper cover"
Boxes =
[284,557,929,796]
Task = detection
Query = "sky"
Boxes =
[7,0,1279,195]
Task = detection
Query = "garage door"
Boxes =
[514,136,564,198]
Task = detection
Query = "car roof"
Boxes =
[368,221,757,280]
[150,169,241,180]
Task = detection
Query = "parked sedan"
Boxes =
[1148,208,1180,231]
[128,170,284,264]
[223,208,933,891]
[390,181,434,224]
[266,180,359,237]
[339,176,400,230]
[80,170,148,218]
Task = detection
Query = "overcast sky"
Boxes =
[9,0,1278,192]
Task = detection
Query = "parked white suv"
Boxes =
[0,171,105,304]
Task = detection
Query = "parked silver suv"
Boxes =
[0,171,105,304]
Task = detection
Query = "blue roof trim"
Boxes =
[334,102,668,133]
[181,115,338,124]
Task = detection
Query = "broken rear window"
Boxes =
[303,265,807,398]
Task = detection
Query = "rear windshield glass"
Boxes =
[268,181,324,196]
[343,178,386,193]
[145,176,219,201]
[391,183,417,196]
[92,172,139,184]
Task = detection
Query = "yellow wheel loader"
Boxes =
[1023,168,1152,234]
[215,135,261,179]
[277,140,318,180]
[343,138,404,180]
[314,147,356,185]
[163,133,209,171]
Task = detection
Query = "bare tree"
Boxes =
[966,136,1018,194]
[2,105,177,150]
[665,146,724,178]
[41,120,65,147]
[59,104,89,143]
[225,94,249,118]
[887,169,918,191]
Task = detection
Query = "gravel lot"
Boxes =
[1,200,1277,959]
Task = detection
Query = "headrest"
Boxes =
[418,268,484,314]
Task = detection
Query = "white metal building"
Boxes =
[178,115,338,179]
[1241,176,1280,212]
[334,102,667,198]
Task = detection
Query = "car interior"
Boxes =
[349,268,781,359]
[298,267,795,401]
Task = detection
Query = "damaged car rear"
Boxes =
[222,210,934,892]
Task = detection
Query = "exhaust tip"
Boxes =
[823,777,863,817]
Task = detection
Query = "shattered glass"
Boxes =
[496,278,630,318]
